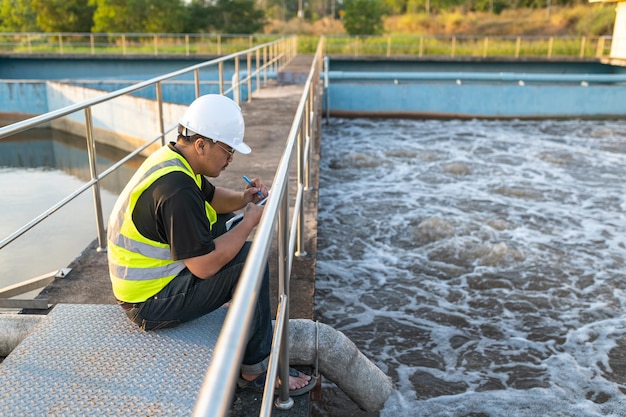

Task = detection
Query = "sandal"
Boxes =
[237,367,317,396]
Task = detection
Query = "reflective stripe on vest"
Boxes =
[107,145,216,302]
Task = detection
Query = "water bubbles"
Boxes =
[317,118,626,416]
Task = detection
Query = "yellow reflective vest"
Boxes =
[107,145,217,303]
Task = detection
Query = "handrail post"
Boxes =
[194,69,201,98]
[90,34,95,55]
[596,36,605,58]
[83,107,107,252]
[234,55,240,104]
[219,61,224,95]
[580,36,586,58]
[296,120,307,258]
[548,37,553,58]
[256,48,261,90]
[263,46,268,84]
[276,190,292,408]
[156,81,166,146]
[247,52,252,103]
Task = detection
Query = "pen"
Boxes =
[243,175,264,198]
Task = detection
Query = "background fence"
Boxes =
[0,32,614,59]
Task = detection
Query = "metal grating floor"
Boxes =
[0,304,227,416]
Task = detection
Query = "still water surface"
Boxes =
[0,128,141,291]
[314,118,626,417]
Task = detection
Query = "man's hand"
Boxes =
[243,176,269,204]
[241,201,264,227]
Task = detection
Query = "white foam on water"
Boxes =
[316,118,626,416]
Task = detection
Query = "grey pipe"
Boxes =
[287,319,394,412]
[0,314,45,357]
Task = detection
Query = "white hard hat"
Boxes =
[179,94,251,154]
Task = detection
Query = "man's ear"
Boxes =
[195,138,205,155]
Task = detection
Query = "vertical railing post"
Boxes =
[83,107,107,252]
[234,56,240,104]
[153,34,158,56]
[219,61,224,95]
[296,118,307,258]
[483,37,489,58]
[256,48,261,90]
[27,33,32,54]
[156,81,166,146]
[548,37,553,58]
[579,36,586,58]
[194,69,201,98]
[247,52,252,103]
[276,188,292,408]
[263,46,268,84]
[122,34,127,55]
[90,34,95,54]
[451,36,456,57]
[596,36,606,58]
[58,33,63,54]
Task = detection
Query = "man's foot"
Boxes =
[238,368,317,396]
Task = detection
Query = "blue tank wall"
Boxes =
[2,56,626,118]
[324,70,626,118]
[0,56,211,80]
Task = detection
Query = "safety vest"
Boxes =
[107,145,217,303]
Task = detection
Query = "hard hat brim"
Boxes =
[234,142,252,155]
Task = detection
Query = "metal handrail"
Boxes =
[0,36,296,258]
[191,37,324,416]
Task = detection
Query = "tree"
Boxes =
[32,0,95,32]
[342,0,386,35]
[0,0,39,32]
[214,0,265,34]
[89,0,185,33]
[142,0,186,33]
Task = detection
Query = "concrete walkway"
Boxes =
[5,54,319,417]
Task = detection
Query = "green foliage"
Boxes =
[89,0,141,32]
[473,0,508,14]
[142,0,186,33]
[343,0,386,35]
[574,5,615,36]
[0,0,39,32]
[89,0,185,33]
[205,0,266,34]
[32,0,95,32]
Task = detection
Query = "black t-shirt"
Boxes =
[132,144,216,261]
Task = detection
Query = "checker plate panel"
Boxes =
[0,304,227,416]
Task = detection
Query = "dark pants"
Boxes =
[124,213,272,368]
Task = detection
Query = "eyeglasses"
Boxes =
[214,142,236,158]
[198,136,235,158]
